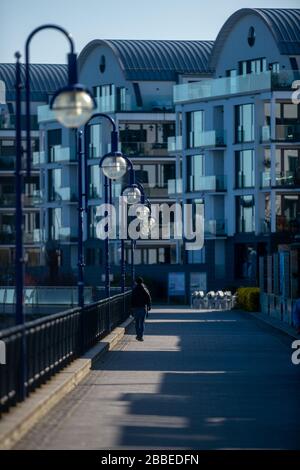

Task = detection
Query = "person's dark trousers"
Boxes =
[133,307,147,339]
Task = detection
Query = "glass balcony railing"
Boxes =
[191,175,227,192]
[49,146,74,163]
[0,114,38,130]
[89,184,102,199]
[167,136,182,152]
[121,142,168,157]
[0,225,15,243]
[174,70,300,104]
[261,124,300,142]
[142,184,168,198]
[23,191,43,206]
[32,151,45,166]
[37,105,56,123]
[174,71,272,103]
[23,229,45,243]
[204,219,227,237]
[261,171,271,188]
[0,227,43,244]
[96,94,174,113]
[168,179,182,195]
[49,187,78,202]
[50,227,77,242]
[189,130,226,148]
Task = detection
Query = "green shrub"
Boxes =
[237,287,260,311]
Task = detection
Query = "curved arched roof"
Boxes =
[0,63,68,101]
[210,8,300,70]
[79,39,214,81]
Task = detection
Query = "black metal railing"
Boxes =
[0,291,131,414]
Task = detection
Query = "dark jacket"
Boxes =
[132,283,151,309]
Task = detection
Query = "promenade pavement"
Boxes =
[15,307,300,450]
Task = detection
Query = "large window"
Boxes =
[187,111,204,148]
[88,123,103,158]
[276,194,300,232]
[187,154,204,192]
[236,150,254,188]
[47,129,62,162]
[235,104,254,143]
[119,122,172,157]
[236,195,255,233]
[49,207,62,240]
[238,58,266,75]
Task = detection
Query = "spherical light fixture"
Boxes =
[50,84,96,128]
[101,152,128,180]
[135,204,150,220]
[122,186,141,205]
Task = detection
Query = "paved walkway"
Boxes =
[15,308,300,450]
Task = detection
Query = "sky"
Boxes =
[1,0,299,63]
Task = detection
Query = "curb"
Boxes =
[246,311,300,340]
[0,316,134,450]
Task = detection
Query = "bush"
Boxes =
[237,287,260,311]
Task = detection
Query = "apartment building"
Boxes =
[0,64,67,284]
[170,8,300,294]
[36,40,213,290]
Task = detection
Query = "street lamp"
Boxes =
[14,24,95,401]
[121,182,146,289]
[99,150,135,296]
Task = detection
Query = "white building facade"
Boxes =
[171,8,300,294]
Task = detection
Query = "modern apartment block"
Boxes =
[170,8,300,294]
[0,64,67,284]
[35,40,213,290]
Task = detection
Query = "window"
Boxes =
[187,154,204,192]
[47,129,62,163]
[239,58,266,75]
[236,195,255,233]
[269,62,280,73]
[187,111,204,148]
[93,84,115,112]
[236,150,254,188]
[89,165,102,198]
[235,104,254,142]
[188,247,205,264]
[48,168,62,201]
[88,123,102,158]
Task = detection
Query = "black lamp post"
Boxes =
[14,24,96,400]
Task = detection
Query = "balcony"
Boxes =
[191,175,227,192]
[50,227,77,242]
[142,184,168,198]
[33,151,45,166]
[0,225,15,244]
[204,219,227,237]
[174,70,300,104]
[49,146,74,163]
[276,215,300,233]
[96,94,174,113]
[261,171,300,188]
[261,124,300,143]
[120,142,168,157]
[49,187,78,203]
[0,114,38,130]
[0,193,16,206]
[167,136,182,152]
[168,179,182,196]
[37,105,56,123]
[189,130,226,148]
[261,171,271,188]
[23,229,45,243]
[89,184,102,200]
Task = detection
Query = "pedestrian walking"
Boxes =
[131,277,151,341]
